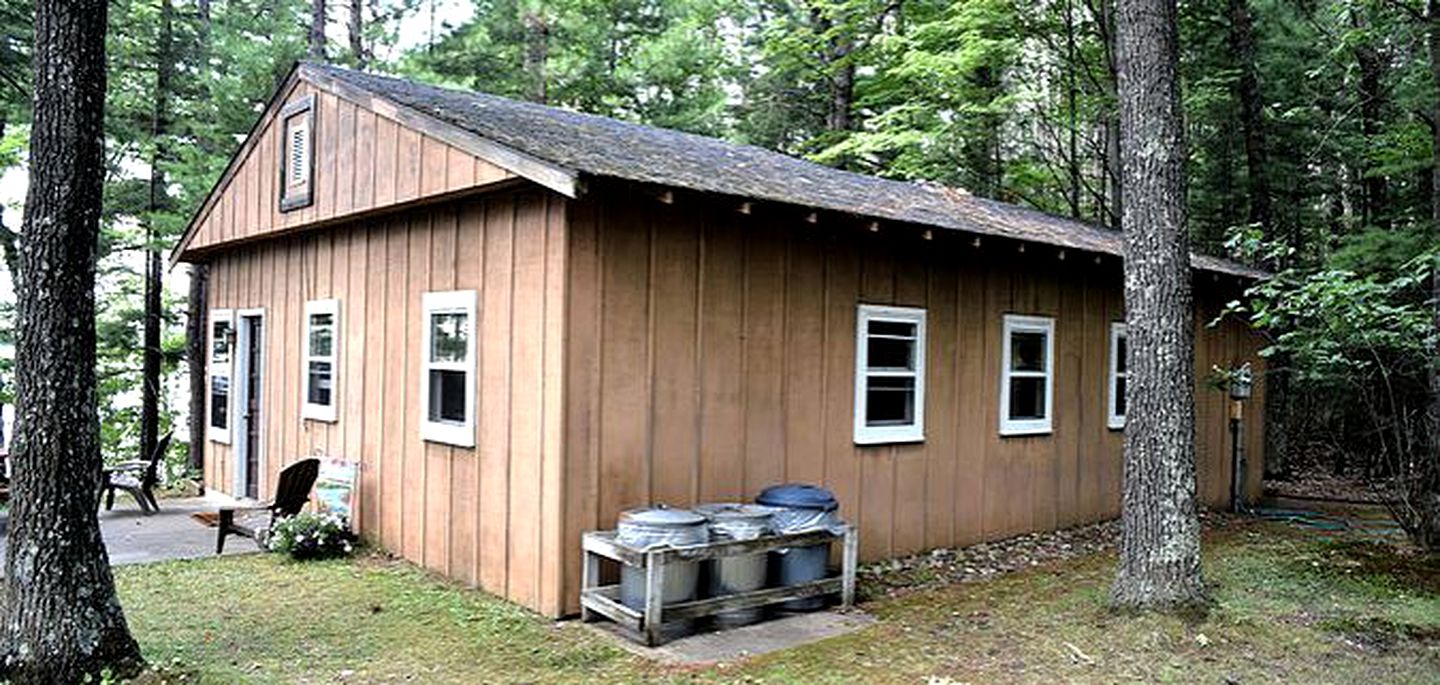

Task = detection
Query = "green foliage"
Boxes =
[265,511,359,561]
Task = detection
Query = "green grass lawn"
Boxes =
[116,520,1439,684]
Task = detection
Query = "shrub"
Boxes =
[266,511,357,561]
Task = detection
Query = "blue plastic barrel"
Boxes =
[755,484,840,611]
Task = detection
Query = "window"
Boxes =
[302,299,339,422]
[207,310,235,444]
[854,304,926,444]
[278,95,315,211]
[421,290,477,447]
[1108,322,1128,430]
[1000,314,1054,436]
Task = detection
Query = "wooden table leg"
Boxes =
[841,526,858,608]
[581,547,600,623]
[643,550,665,647]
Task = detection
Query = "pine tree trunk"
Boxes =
[1228,0,1289,480]
[1099,0,1123,229]
[186,263,208,477]
[1,0,143,680]
[1110,0,1206,611]
[349,0,366,69]
[141,0,173,475]
[1420,0,1440,549]
[523,11,548,104]
[309,0,327,60]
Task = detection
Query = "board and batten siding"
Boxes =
[182,81,516,256]
[203,189,569,616]
[559,182,1266,614]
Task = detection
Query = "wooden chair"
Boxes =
[102,432,172,515]
[216,457,320,554]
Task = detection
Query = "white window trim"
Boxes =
[853,304,926,445]
[207,308,235,444]
[1108,322,1127,430]
[301,298,340,422]
[420,290,477,447]
[999,314,1055,437]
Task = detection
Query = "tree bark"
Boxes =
[1421,0,1440,549]
[186,263,208,478]
[523,10,549,104]
[1,0,143,680]
[1353,19,1389,231]
[1098,0,1122,229]
[141,0,174,478]
[1110,0,1206,611]
[309,0,327,60]
[348,0,366,69]
[1228,0,1289,480]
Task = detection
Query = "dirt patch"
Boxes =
[1323,616,1440,654]
[1317,539,1440,595]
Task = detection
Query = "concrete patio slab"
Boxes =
[588,609,876,665]
[0,494,262,569]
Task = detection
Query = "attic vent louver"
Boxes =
[278,94,316,212]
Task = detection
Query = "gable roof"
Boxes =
[180,61,1263,279]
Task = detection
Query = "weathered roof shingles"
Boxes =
[309,63,1262,278]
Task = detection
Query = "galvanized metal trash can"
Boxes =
[695,503,776,628]
[755,484,840,611]
[616,506,709,635]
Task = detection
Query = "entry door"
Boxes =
[242,317,263,499]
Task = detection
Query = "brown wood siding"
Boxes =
[184,81,516,255]
[560,183,1267,615]
[203,189,568,616]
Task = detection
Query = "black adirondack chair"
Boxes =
[216,457,320,554]
[102,432,173,515]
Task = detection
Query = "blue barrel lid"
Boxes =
[755,483,838,512]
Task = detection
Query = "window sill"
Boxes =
[302,405,338,423]
[207,431,231,445]
[999,425,1053,438]
[1106,421,1125,431]
[853,435,925,446]
[421,422,475,448]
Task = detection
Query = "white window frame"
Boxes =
[207,309,235,444]
[1108,322,1128,430]
[853,304,926,445]
[999,314,1055,436]
[301,298,340,422]
[420,290,477,447]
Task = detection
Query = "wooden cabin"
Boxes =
[174,62,1269,618]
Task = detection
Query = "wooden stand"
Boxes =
[580,525,858,646]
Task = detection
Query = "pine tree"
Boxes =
[1,0,144,679]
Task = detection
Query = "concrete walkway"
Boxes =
[0,494,262,568]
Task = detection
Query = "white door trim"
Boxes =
[233,308,266,501]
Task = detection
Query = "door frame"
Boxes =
[233,308,266,501]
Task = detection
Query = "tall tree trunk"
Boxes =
[523,10,549,104]
[348,0,366,69]
[1,0,143,680]
[1354,23,1389,231]
[1064,0,1082,218]
[1099,0,1122,229]
[141,0,174,478]
[1421,0,1440,549]
[186,264,208,477]
[309,0,327,60]
[1228,0,1289,479]
[1110,0,1206,611]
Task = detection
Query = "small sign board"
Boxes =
[313,456,357,521]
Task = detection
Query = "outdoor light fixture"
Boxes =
[1229,363,1253,401]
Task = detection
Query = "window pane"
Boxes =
[1010,331,1047,372]
[209,376,229,428]
[307,361,333,406]
[866,376,915,426]
[309,313,334,357]
[1114,376,1126,418]
[869,320,916,338]
[428,369,468,424]
[430,312,469,363]
[1116,334,1127,374]
[211,321,231,363]
[1008,377,1046,420]
[867,336,914,371]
